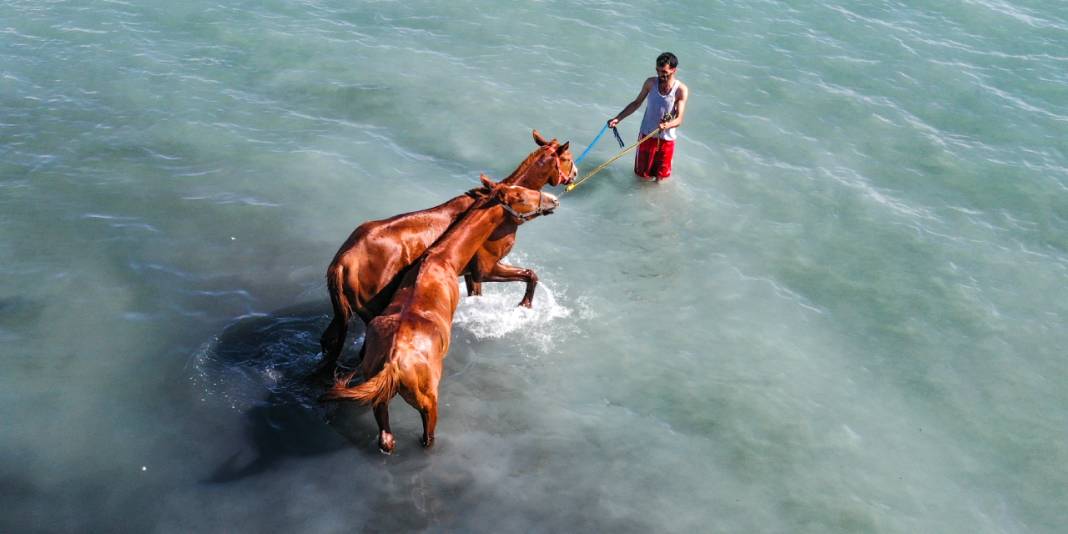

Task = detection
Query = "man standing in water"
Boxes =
[608,52,688,181]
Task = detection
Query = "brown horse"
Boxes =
[322,175,559,453]
[317,131,575,374]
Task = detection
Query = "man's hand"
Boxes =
[607,117,621,128]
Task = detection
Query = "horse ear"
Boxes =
[532,130,548,146]
[479,173,497,190]
[556,141,570,155]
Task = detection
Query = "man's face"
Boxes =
[656,63,676,81]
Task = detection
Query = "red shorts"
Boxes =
[634,136,674,180]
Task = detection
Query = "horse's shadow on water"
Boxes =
[195,301,384,484]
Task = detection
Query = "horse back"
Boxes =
[329,193,477,319]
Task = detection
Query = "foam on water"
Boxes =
[453,266,577,357]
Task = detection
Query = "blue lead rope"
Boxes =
[574,123,610,166]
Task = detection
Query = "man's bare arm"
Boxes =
[608,78,654,127]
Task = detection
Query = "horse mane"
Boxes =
[464,187,491,200]
[502,143,555,185]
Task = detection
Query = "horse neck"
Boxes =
[502,148,553,190]
[424,204,507,274]
[437,192,480,216]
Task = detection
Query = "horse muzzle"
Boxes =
[564,165,578,185]
[539,191,560,215]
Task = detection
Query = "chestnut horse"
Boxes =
[322,176,559,452]
[317,131,575,374]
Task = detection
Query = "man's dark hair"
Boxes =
[656,52,678,68]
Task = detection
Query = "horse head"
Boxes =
[481,174,559,223]
[510,130,576,188]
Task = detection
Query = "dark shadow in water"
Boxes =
[0,295,43,343]
[0,295,44,324]
[195,301,382,483]
[203,391,348,483]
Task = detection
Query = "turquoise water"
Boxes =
[3,1,1067,532]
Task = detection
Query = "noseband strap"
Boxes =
[499,191,549,223]
[554,150,575,182]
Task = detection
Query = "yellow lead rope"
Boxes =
[564,127,662,193]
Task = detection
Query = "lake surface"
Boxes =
[2,1,1067,532]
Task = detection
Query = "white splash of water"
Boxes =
[452,278,574,355]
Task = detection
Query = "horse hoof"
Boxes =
[378,433,396,454]
[421,436,435,449]
[518,300,533,308]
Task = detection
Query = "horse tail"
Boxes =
[326,262,352,322]
[322,362,399,406]
[319,261,353,361]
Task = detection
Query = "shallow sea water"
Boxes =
[2,1,1067,532]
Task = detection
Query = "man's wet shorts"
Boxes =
[634,136,674,180]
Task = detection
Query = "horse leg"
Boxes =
[400,367,438,448]
[373,403,396,454]
[464,274,481,297]
[330,339,365,384]
[481,262,539,307]
[315,313,348,376]
[464,259,484,297]
[418,394,438,448]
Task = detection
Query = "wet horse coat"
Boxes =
[318,131,575,373]
[322,176,560,452]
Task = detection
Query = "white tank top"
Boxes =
[640,79,679,141]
